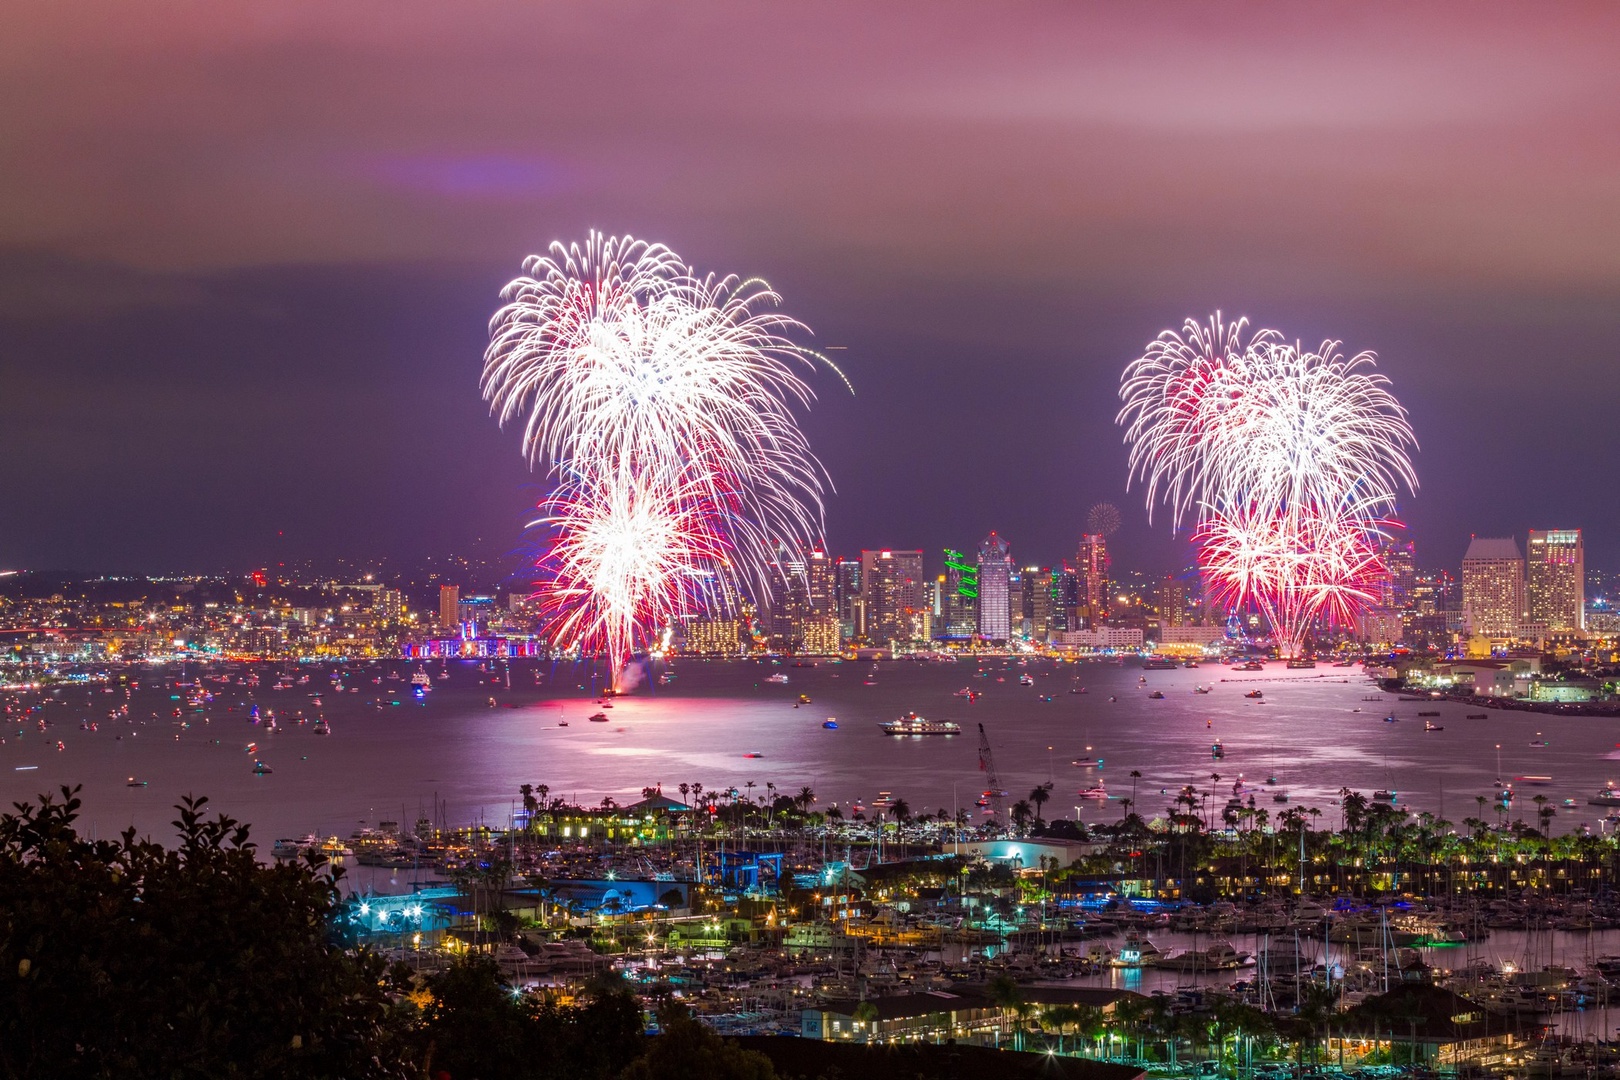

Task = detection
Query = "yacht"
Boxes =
[878,713,961,736]
[1147,690,1165,699]
[1244,690,1263,699]
[1076,782,1108,800]
[1589,786,1620,807]
[765,673,790,684]
[409,668,433,692]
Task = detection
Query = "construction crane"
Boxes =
[976,723,1009,821]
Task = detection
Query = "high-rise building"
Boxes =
[976,532,1012,641]
[805,549,836,616]
[373,588,404,620]
[1076,534,1110,627]
[1052,567,1081,635]
[1527,529,1584,633]
[1020,567,1055,641]
[1382,538,1417,612]
[1156,576,1188,629]
[772,547,842,653]
[834,559,861,640]
[438,585,460,630]
[1461,537,1524,637]
[860,549,925,644]
[938,549,978,640]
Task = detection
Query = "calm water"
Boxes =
[5,657,1620,846]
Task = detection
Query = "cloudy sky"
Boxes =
[3,2,1619,576]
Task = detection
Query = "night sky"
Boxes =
[4,3,1619,576]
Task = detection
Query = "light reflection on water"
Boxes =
[7,657,1620,847]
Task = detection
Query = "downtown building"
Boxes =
[976,533,1012,642]
[860,549,926,645]
[1462,536,1524,638]
[1526,529,1584,634]
[1075,533,1111,628]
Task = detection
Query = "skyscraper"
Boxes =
[1461,537,1524,637]
[835,558,861,640]
[438,585,460,630]
[1527,529,1584,633]
[860,549,925,644]
[1076,534,1110,627]
[939,549,979,640]
[976,532,1012,641]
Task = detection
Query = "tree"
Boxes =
[1029,782,1053,829]
[623,1001,776,1080]
[521,782,539,824]
[1011,799,1033,835]
[0,786,411,1079]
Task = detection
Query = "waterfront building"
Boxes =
[1527,528,1584,633]
[1051,567,1081,635]
[682,616,743,656]
[834,558,861,640]
[1020,566,1054,641]
[859,549,924,645]
[1155,575,1187,628]
[937,549,978,640]
[1076,533,1110,627]
[975,533,1012,642]
[1461,536,1524,638]
[438,585,460,630]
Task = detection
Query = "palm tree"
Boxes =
[678,782,690,808]
[1029,782,1053,830]
[797,785,815,813]
[1129,769,1142,810]
[1011,799,1033,835]
[891,798,911,827]
[519,783,537,826]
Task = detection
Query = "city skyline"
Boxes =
[4,5,1620,573]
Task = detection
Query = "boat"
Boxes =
[1373,789,1397,802]
[252,760,273,775]
[558,719,568,727]
[1244,690,1263,699]
[871,792,897,809]
[798,694,812,704]
[313,719,331,735]
[1142,658,1179,670]
[953,687,979,700]
[1076,782,1108,800]
[1211,741,1225,759]
[1530,737,1549,747]
[1285,659,1316,669]
[409,668,432,692]
[742,752,763,758]
[1383,714,1398,723]
[1147,690,1165,699]
[589,712,609,722]
[822,718,839,729]
[765,673,789,684]
[1424,720,1443,731]
[1466,712,1488,719]
[1518,775,1554,786]
[1589,786,1620,807]
[126,777,147,787]
[1111,932,1164,967]
[1233,660,1264,672]
[878,713,961,736]
[1418,711,1440,717]
[1272,791,1289,803]
[1193,685,1210,694]
[1152,941,1248,971]
[1018,674,1034,686]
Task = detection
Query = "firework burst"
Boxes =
[483,231,840,678]
[1118,312,1416,654]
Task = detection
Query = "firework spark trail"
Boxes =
[1118,312,1416,654]
[483,231,840,677]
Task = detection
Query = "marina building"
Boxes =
[1526,528,1584,633]
[1461,536,1523,637]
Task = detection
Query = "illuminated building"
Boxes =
[438,585,460,630]
[1526,529,1584,633]
[834,559,861,640]
[860,549,925,645]
[683,616,743,656]
[976,532,1012,642]
[372,588,404,620]
[1076,534,1110,627]
[455,595,497,635]
[1155,576,1187,629]
[1051,567,1081,635]
[938,549,978,640]
[1461,537,1523,637]
[1020,566,1055,641]
[773,547,843,654]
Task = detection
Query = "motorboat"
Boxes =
[1211,741,1225,759]
[822,718,839,729]
[878,713,961,736]
[126,777,147,787]
[743,752,764,758]
[252,760,273,775]
[1147,690,1164,699]
[1194,685,1210,694]
[1466,712,1488,719]
[1244,690,1263,699]
[1424,721,1443,731]
[798,694,812,704]
[765,673,789,685]
[589,712,609,722]
[1374,789,1397,802]
[1589,786,1620,807]
[313,719,331,735]
[1076,782,1108,800]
